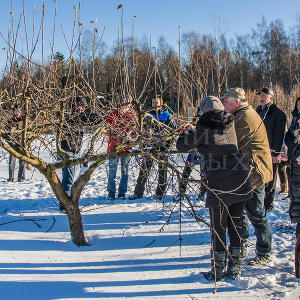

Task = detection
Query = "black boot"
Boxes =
[226,247,243,280]
[202,251,226,281]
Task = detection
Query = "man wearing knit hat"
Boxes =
[222,87,273,265]
[177,95,252,281]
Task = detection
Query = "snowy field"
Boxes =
[0,150,299,300]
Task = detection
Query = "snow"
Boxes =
[0,151,299,300]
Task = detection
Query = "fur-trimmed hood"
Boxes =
[196,110,233,132]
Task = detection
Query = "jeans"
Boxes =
[8,154,25,182]
[210,201,246,252]
[61,151,76,194]
[242,184,272,255]
[107,157,130,198]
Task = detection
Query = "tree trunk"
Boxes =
[42,168,88,246]
[65,203,88,246]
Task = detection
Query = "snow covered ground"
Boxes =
[0,151,299,300]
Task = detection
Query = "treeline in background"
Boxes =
[1,16,300,120]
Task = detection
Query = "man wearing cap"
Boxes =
[59,96,99,204]
[256,88,286,212]
[222,87,273,265]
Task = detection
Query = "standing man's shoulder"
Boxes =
[275,104,286,118]
[269,103,286,116]
[267,104,287,126]
[235,104,258,124]
[234,105,260,135]
[245,105,263,119]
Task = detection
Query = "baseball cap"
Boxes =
[256,87,273,96]
[220,88,246,100]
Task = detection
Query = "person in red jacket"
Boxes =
[105,97,138,200]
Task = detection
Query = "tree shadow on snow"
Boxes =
[0,255,247,300]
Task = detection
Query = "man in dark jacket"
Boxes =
[222,87,273,265]
[60,97,99,197]
[5,105,26,182]
[256,87,286,211]
[129,95,176,200]
[177,96,252,281]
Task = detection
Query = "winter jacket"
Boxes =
[285,110,300,157]
[145,107,176,150]
[147,107,176,127]
[61,109,99,154]
[176,110,252,208]
[233,104,273,189]
[4,114,23,143]
[289,143,300,224]
[106,107,138,152]
[256,103,286,157]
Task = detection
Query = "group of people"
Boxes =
[56,94,175,204]
[177,87,299,281]
[5,89,300,280]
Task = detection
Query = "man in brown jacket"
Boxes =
[222,87,273,265]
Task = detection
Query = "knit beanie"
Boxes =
[197,96,224,114]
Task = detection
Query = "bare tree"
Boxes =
[0,3,184,246]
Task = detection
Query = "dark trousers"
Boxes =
[264,163,278,210]
[179,161,206,196]
[8,154,25,182]
[286,166,291,194]
[209,201,246,252]
[179,162,193,194]
[134,153,168,198]
[242,184,272,255]
[278,162,287,185]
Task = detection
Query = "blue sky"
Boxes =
[0,0,299,67]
